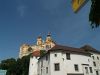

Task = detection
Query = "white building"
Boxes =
[27,34,100,75]
[29,50,40,75]
[81,45,100,75]
[37,44,100,75]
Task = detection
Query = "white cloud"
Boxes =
[17,5,27,17]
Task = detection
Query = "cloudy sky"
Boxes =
[0,0,100,60]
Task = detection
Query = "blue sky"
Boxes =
[0,0,100,60]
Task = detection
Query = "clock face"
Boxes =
[72,0,88,13]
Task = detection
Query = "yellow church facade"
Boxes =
[19,33,55,58]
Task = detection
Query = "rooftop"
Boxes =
[48,44,90,55]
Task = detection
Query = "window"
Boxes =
[46,67,48,73]
[46,45,50,49]
[46,55,48,61]
[66,53,71,60]
[96,71,99,75]
[97,56,99,60]
[54,54,57,57]
[85,67,89,74]
[92,56,94,59]
[88,59,90,62]
[62,58,64,61]
[89,67,93,73]
[41,61,43,68]
[93,62,96,66]
[74,64,79,71]
[41,69,42,75]
[54,63,60,71]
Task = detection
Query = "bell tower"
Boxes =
[45,32,55,50]
[37,36,43,46]
[45,32,52,43]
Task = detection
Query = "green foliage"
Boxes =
[0,54,31,75]
[0,52,47,75]
[20,55,30,75]
[89,0,100,28]
[0,58,16,70]
[40,50,47,56]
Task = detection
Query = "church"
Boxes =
[19,33,55,58]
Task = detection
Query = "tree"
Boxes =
[40,50,47,56]
[0,54,31,75]
[89,0,100,28]
[0,58,17,75]
[20,54,30,75]
[0,58,16,70]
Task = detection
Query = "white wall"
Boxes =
[38,54,50,75]
[49,51,95,75]
[90,52,100,75]
[50,52,64,75]
[29,56,39,75]
[38,51,100,75]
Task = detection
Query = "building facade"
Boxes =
[21,34,100,75]
[19,33,55,58]
[37,45,100,75]
[29,56,39,75]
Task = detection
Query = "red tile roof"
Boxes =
[32,50,40,57]
[48,44,90,55]
[80,45,100,53]
[38,44,91,60]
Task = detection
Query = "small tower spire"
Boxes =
[37,36,43,46]
[46,32,52,43]
[47,32,51,36]
[45,32,55,50]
